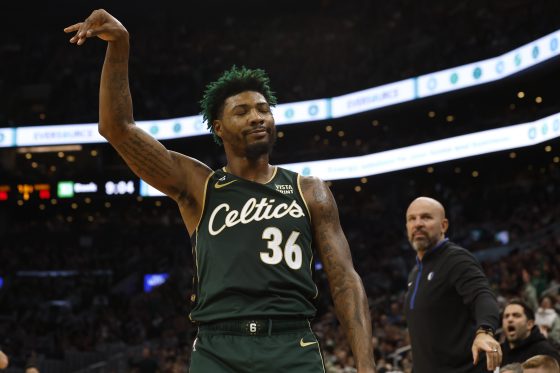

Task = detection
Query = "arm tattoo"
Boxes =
[106,67,133,125]
[119,133,173,179]
[307,178,375,369]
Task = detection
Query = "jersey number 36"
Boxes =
[260,227,302,270]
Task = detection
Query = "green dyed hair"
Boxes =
[200,66,278,145]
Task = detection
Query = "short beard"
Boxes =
[246,131,276,160]
[410,236,437,253]
[411,240,429,253]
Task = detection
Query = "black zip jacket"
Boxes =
[501,325,560,366]
[404,239,500,373]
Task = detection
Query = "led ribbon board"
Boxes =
[280,113,560,180]
[1,29,558,148]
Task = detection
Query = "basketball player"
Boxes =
[65,9,376,373]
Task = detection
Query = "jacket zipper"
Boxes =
[409,258,422,310]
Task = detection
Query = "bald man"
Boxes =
[0,349,8,370]
[404,197,501,373]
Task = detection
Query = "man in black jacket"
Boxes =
[501,299,560,366]
[404,197,502,372]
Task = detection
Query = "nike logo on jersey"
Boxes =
[300,338,318,347]
[215,178,238,189]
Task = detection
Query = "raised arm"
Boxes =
[301,176,376,373]
[64,10,211,231]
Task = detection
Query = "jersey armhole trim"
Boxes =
[297,173,312,224]
[193,171,215,232]
[193,230,200,293]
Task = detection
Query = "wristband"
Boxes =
[476,326,494,337]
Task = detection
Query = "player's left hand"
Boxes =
[472,332,502,371]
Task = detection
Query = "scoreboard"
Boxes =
[0,178,145,202]
[18,183,51,200]
[0,182,56,201]
[0,183,53,201]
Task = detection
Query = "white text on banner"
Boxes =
[281,113,560,180]
[331,79,415,118]
[16,124,103,146]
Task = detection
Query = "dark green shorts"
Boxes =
[189,319,326,373]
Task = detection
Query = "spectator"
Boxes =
[137,345,159,373]
[0,349,8,370]
[500,299,560,366]
[521,354,560,373]
[535,296,560,346]
[522,269,539,312]
[24,351,40,373]
[500,362,522,373]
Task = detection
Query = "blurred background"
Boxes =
[1,0,559,372]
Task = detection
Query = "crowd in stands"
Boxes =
[1,149,559,371]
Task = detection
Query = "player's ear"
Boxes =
[213,120,223,137]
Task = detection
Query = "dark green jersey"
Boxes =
[190,167,318,322]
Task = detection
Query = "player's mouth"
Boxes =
[249,127,267,134]
[245,127,270,140]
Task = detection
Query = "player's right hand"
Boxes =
[64,9,128,45]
